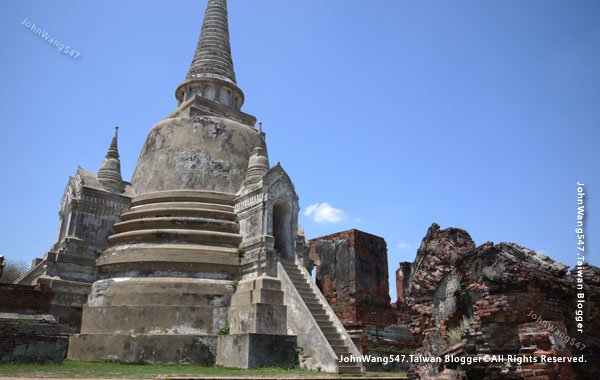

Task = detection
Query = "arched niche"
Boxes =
[264,164,300,262]
[273,200,293,261]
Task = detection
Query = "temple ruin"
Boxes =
[8,1,599,378]
[15,0,362,373]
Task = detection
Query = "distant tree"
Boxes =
[0,258,28,284]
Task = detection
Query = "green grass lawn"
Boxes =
[0,361,318,378]
[0,360,407,378]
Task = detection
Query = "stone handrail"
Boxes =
[278,262,339,372]
[293,261,364,366]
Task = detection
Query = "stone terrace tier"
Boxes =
[97,190,242,279]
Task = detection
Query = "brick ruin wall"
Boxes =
[398,224,600,380]
[0,283,68,363]
[309,229,395,327]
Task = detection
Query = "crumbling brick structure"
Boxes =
[400,223,599,380]
[310,229,395,327]
[310,229,414,371]
[396,261,412,305]
[0,283,67,363]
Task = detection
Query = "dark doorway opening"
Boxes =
[273,201,293,260]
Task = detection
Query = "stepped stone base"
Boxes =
[68,334,217,364]
[216,333,297,369]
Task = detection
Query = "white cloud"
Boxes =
[304,202,345,223]
[397,242,414,252]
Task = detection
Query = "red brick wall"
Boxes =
[0,284,54,314]
[310,229,395,327]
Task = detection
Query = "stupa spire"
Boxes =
[98,127,125,193]
[187,0,236,84]
[175,0,245,112]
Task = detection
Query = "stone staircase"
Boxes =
[280,261,362,374]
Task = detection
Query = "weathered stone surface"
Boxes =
[227,277,288,335]
[216,333,297,369]
[131,116,263,195]
[399,223,600,380]
[68,334,217,365]
[0,331,68,364]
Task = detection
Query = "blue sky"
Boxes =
[1,1,598,301]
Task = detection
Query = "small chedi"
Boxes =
[15,128,132,333]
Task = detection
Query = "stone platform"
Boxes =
[68,334,217,365]
[68,276,232,365]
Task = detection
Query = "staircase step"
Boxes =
[303,299,321,305]
[283,261,361,374]
[315,317,333,324]
[333,346,351,353]
[303,297,321,304]
[302,297,320,304]
[317,322,335,330]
